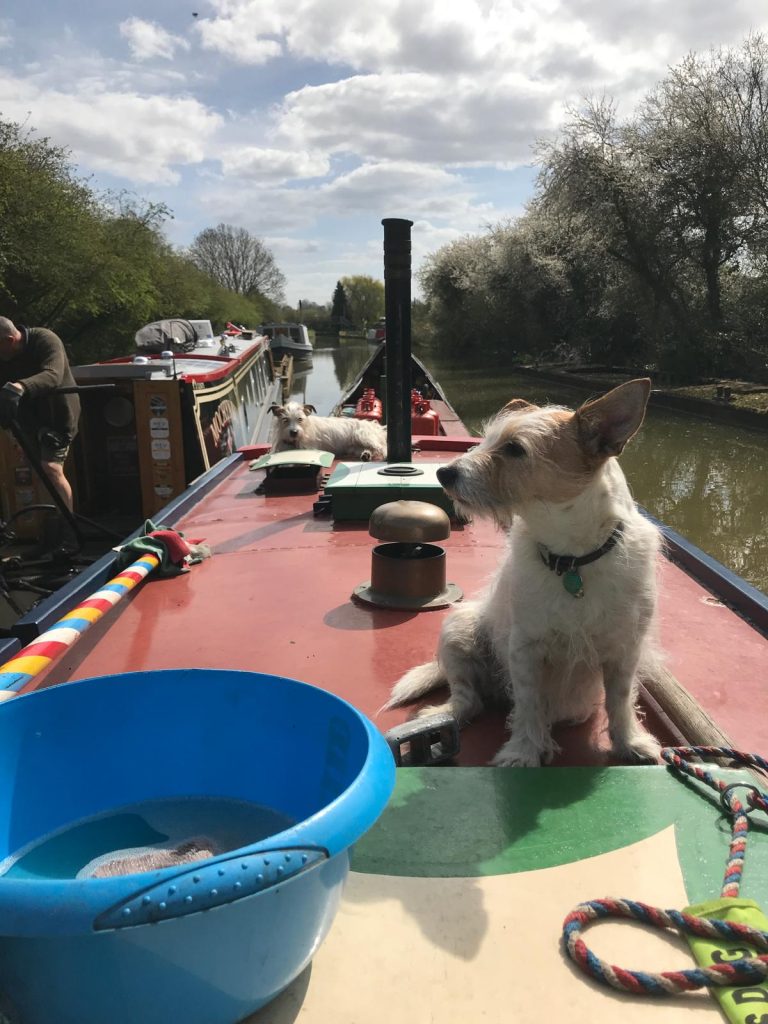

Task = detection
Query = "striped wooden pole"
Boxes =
[0,553,161,701]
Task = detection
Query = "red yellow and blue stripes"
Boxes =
[0,553,160,700]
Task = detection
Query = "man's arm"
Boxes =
[16,332,68,397]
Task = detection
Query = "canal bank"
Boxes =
[511,365,768,433]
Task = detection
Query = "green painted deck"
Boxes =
[251,765,768,1023]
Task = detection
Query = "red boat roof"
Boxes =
[23,441,768,767]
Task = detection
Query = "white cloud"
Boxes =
[274,72,555,167]
[195,0,768,178]
[186,158,515,302]
[317,162,493,222]
[194,5,283,65]
[120,18,191,62]
[194,0,768,80]
[266,236,321,254]
[0,72,222,184]
[194,160,499,237]
[219,146,330,182]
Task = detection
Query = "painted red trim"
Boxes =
[180,345,266,383]
[237,444,272,459]
[412,435,477,452]
[97,340,268,385]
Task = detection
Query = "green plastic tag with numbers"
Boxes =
[684,897,768,1023]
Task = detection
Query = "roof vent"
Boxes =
[353,500,462,610]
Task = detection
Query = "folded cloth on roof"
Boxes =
[80,837,221,878]
[114,519,211,576]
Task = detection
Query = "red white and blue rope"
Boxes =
[563,746,768,995]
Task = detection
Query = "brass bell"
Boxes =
[353,500,462,610]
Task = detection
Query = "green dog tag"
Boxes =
[563,569,584,597]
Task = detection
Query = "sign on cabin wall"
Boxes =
[133,380,187,518]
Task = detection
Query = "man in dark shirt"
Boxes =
[0,317,81,511]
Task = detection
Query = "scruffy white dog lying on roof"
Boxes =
[270,402,387,461]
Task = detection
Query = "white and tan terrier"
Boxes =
[387,379,663,767]
[270,402,387,461]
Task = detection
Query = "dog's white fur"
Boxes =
[270,401,387,461]
[387,379,663,767]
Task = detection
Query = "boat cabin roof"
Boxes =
[21,441,768,766]
[73,333,269,385]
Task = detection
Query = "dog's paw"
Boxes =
[490,741,541,768]
[612,731,661,765]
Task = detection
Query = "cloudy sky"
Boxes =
[1,1,766,306]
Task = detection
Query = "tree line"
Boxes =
[420,36,768,382]
[295,277,386,335]
[0,119,288,362]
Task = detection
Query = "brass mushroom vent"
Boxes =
[353,500,462,610]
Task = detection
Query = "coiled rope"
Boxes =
[562,746,768,995]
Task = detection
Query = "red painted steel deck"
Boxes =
[25,449,768,766]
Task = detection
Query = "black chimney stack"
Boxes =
[382,217,413,463]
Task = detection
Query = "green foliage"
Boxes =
[0,118,272,363]
[330,281,350,330]
[339,275,384,326]
[420,36,768,381]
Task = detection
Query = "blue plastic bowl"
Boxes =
[0,669,395,1024]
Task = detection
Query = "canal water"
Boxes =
[297,340,768,596]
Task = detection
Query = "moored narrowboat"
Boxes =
[69,318,281,521]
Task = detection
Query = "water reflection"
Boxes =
[425,359,768,596]
[295,340,373,415]
[297,347,768,594]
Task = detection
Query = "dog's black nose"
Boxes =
[436,465,458,488]
[289,428,298,437]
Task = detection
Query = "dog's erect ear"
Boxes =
[502,398,536,414]
[269,404,284,417]
[303,404,317,415]
[576,378,651,457]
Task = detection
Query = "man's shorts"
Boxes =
[35,427,73,465]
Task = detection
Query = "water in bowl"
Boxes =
[0,796,296,880]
